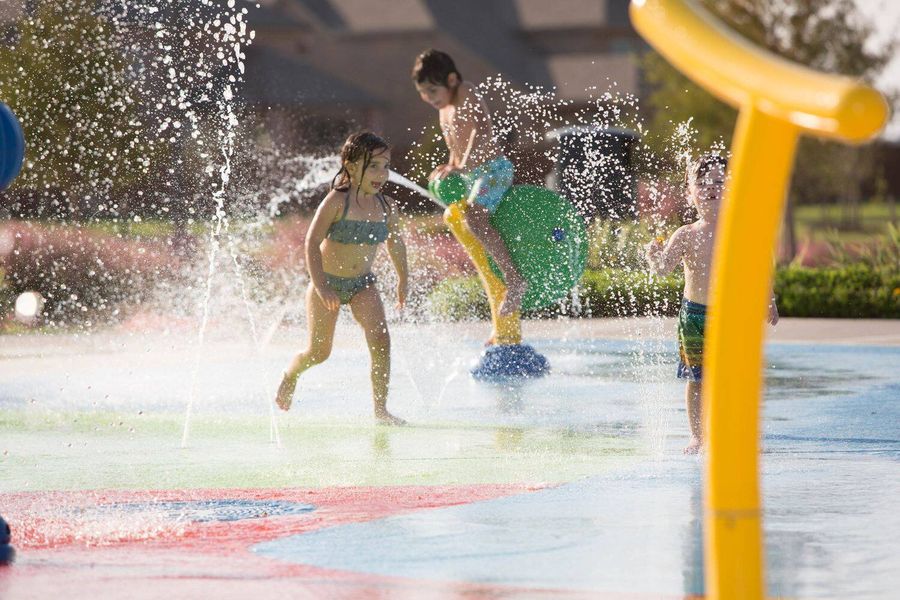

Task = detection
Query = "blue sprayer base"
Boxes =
[471,344,549,381]
[1,513,13,565]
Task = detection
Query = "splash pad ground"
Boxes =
[1,318,899,599]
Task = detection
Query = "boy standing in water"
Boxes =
[412,49,526,317]
[645,154,778,454]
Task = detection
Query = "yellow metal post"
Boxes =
[704,107,797,599]
[629,1,888,598]
[444,202,522,345]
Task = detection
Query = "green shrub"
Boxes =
[823,223,900,270]
[587,219,658,271]
[427,265,900,321]
[0,221,179,324]
[427,276,489,321]
[427,268,683,320]
[579,269,683,317]
[0,267,13,317]
[775,265,900,318]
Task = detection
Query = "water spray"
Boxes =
[388,170,446,209]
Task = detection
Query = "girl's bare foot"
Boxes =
[683,436,702,455]
[375,409,407,426]
[275,374,297,411]
[499,276,527,316]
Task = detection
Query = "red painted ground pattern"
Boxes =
[0,485,687,599]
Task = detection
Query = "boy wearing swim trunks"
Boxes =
[645,154,778,454]
[412,49,527,317]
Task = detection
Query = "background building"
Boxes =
[240,0,644,160]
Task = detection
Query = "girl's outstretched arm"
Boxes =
[384,198,409,308]
[305,191,343,311]
[645,226,687,276]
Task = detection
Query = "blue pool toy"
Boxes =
[0,514,14,565]
[0,102,25,191]
[471,343,550,380]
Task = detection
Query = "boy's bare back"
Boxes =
[439,82,499,170]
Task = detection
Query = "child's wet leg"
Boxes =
[464,204,527,316]
[276,286,338,411]
[684,380,703,454]
[350,286,406,425]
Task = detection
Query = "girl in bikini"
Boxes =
[275,132,408,425]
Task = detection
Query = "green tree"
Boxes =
[0,0,164,218]
[641,0,896,253]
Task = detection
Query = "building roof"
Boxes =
[241,44,380,106]
[236,0,642,144]
[288,0,346,29]
[422,0,552,86]
[513,0,607,30]
[245,0,639,93]
[117,0,307,29]
[328,0,434,32]
[239,0,308,28]
[546,54,640,101]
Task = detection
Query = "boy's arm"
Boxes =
[446,133,460,169]
[645,226,687,276]
[430,130,458,180]
[767,288,779,325]
[766,255,779,325]
[451,92,482,170]
[305,192,342,310]
[384,198,409,308]
[453,119,478,171]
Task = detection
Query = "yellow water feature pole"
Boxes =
[629,1,888,598]
[444,202,522,345]
[389,170,524,346]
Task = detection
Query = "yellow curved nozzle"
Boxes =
[444,202,522,346]
[630,0,889,142]
[628,2,889,600]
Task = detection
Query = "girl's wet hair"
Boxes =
[411,49,462,86]
[685,153,728,188]
[331,131,390,192]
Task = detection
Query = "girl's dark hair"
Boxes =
[685,153,728,187]
[331,131,390,192]
[411,49,462,86]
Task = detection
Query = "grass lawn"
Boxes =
[794,201,900,243]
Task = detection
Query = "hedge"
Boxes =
[774,265,900,318]
[428,268,683,320]
[427,265,900,320]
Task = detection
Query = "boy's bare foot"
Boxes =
[275,374,297,411]
[499,276,526,316]
[683,436,702,455]
[375,409,407,426]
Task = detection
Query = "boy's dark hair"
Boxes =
[686,153,728,187]
[411,49,462,86]
[332,131,390,192]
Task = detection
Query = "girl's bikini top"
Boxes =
[326,191,390,245]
